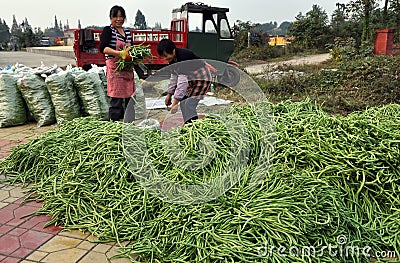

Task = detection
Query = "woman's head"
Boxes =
[109,5,126,28]
[157,39,176,62]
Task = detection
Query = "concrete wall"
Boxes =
[26,47,75,59]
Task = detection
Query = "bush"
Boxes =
[327,37,374,65]
[327,37,358,65]
[232,45,286,61]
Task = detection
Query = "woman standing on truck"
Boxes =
[157,39,212,124]
[100,5,135,122]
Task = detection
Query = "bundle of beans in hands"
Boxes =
[116,44,152,72]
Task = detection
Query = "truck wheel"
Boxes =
[217,65,240,87]
[82,64,92,71]
[134,64,150,79]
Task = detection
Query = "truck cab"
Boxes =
[167,2,239,86]
[171,2,234,64]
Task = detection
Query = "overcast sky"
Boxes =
[1,0,351,30]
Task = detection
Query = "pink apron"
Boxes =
[106,31,136,98]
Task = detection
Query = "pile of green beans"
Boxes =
[0,100,399,263]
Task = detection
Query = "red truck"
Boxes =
[73,2,239,85]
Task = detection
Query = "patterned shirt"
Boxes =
[100,25,133,60]
[168,48,212,100]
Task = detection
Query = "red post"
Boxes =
[374,29,395,55]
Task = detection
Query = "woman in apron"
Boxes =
[100,5,136,122]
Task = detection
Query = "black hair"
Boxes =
[109,5,126,19]
[157,39,176,56]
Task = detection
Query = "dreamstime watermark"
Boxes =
[257,235,397,260]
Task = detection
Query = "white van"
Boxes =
[40,38,50,46]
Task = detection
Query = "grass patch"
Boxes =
[250,55,400,115]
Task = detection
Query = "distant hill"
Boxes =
[254,21,292,36]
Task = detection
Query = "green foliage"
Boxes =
[83,25,103,30]
[231,45,287,62]
[54,15,59,30]
[327,37,374,65]
[345,0,378,42]
[358,41,374,57]
[327,37,358,64]
[232,20,253,51]
[331,4,363,46]
[254,21,276,33]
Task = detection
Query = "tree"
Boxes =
[345,0,379,42]
[22,27,35,47]
[33,27,44,45]
[11,15,21,36]
[154,22,162,29]
[288,5,330,50]
[54,15,59,30]
[22,18,30,28]
[382,0,400,41]
[254,22,277,34]
[18,17,36,48]
[134,10,147,29]
[0,19,11,48]
[10,15,22,45]
[383,0,390,26]
[331,3,346,28]
[65,19,70,30]
[232,20,254,50]
[394,0,400,41]
[331,3,358,40]
[8,16,32,48]
[279,22,292,35]
[7,15,44,48]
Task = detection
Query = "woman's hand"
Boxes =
[119,49,132,61]
[170,100,179,114]
[165,93,172,106]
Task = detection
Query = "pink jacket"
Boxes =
[168,74,188,101]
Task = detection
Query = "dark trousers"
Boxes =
[109,97,135,122]
[180,97,200,124]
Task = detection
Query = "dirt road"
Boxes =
[244,53,330,74]
[0,51,75,68]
